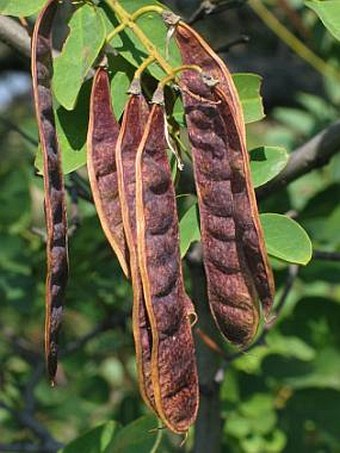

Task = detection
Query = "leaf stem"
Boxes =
[108,0,173,75]
[131,5,165,21]
[106,21,128,43]
[133,54,156,79]
[159,64,202,88]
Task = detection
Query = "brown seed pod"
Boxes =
[171,21,274,345]
[31,0,69,383]
[180,72,260,346]
[115,84,157,413]
[135,97,199,433]
[170,18,275,320]
[87,67,129,277]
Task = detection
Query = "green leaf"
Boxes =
[35,80,90,175]
[0,0,45,16]
[305,1,340,41]
[53,3,106,110]
[60,421,119,453]
[0,165,31,230]
[172,96,185,127]
[108,55,134,120]
[108,415,161,453]
[260,213,313,265]
[179,204,201,258]
[232,73,265,124]
[249,146,289,188]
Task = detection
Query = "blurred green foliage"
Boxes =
[1,0,340,452]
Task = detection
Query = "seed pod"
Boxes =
[135,97,199,433]
[115,84,157,413]
[31,0,68,383]
[170,18,275,320]
[180,71,260,346]
[87,67,129,277]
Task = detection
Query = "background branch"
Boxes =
[0,16,31,59]
[188,0,247,25]
[313,250,340,262]
[257,120,340,199]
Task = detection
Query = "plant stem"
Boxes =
[108,0,173,75]
[248,0,340,81]
[187,250,223,453]
[131,5,164,21]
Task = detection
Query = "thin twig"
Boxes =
[188,0,247,25]
[276,0,311,41]
[69,173,93,203]
[0,116,38,147]
[313,250,340,262]
[257,120,340,199]
[0,444,44,452]
[0,402,63,453]
[215,34,250,53]
[248,0,340,81]
[61,312,127,356]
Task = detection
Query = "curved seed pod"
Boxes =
[180,72,260,346]
[115,85,157,413]
[87,67,129,277]
[171,19,275,319]
[135,98,199,433]
[31,0,68,383]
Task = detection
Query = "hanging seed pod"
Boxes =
[135,93,199,433]
[165,21,274,345]
[87,67,129,277]
[180,71,260,346]
[166,15,275,320]
[31,0,68,383]
[115,82,157,413]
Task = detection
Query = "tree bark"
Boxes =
[187,246,223,453]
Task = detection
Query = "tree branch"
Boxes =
[257,120,340,199]
[313,250,340,262]
[187,248,223,453]
[0,401,63,453]
[0,443,44,452]
[188,0,247,25]
[0,16,31,59]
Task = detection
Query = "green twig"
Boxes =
[249,0,340,81]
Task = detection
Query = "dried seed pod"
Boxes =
[180,71,260,346]
[169,21,274,346]
[115,85,157,413]
[172,19,275,320]
[31,0,68,383]
[87,67,129,277]
[135,97,199,433]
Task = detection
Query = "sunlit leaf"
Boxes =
[179,204,200,258]
[61,421,119,453]
[233,73,265,124]
[108,415,160,453]
[305,0,340,41]
[0,0,45,16]
[260,213,313,265]
[250,146,289,187]
[53,3,106,110]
